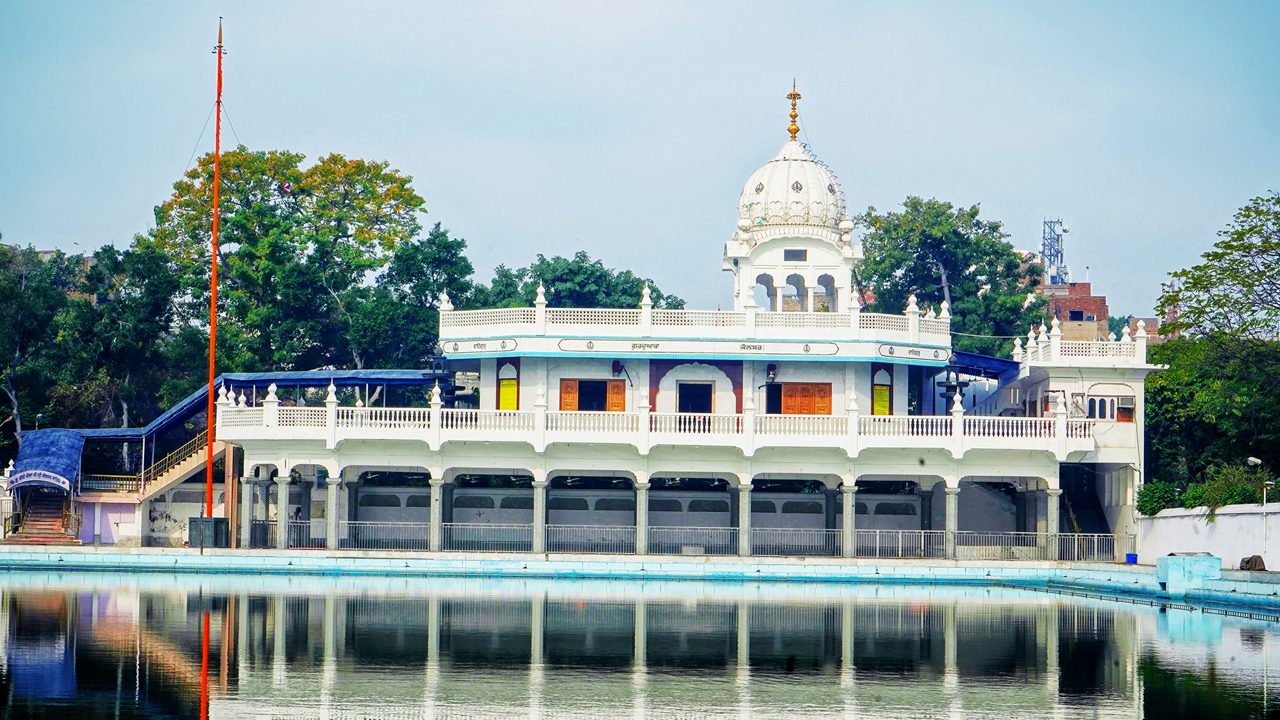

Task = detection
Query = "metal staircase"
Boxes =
[4,492,81,545]
[78,430,229,501]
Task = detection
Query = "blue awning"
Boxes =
[9,429,84,493]
[951,351,1019,380]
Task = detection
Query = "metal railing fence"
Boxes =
[751,528,841,557]
[854,529,947,558]
[80,474,143,493]
[545,524,636,554]
[285,520,325,549]
[341,520,430,550]
[442,523,533,552]
[232,520,1124,563]
[648,526,739,556]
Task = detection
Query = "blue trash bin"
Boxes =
[1125,553,1138,565]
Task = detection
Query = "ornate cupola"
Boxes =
[724,85,860,313]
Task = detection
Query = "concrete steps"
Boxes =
[5,496,80,546]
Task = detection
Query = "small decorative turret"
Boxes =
[939,300,951,321]
[325,381,338,404]
[906,293,919,314]
[640,284,652,309]
[265,383,278,402]
[438,290,453,312]
[535,283,547,307]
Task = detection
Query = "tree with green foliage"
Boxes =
[1107,314,1133,339]
[1147,192,1280,481]
[149,146,427,371]
[1159,191,1280,340]
[1145,338,1280,483]
[1136,481,1181,517]
[0,246,84,445]
[856,197,1044,356]
[478,251,685,310]
[346,223,477,368]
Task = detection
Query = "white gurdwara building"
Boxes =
[7,91,1158,561]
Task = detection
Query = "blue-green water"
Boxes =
[1,571,1277,719]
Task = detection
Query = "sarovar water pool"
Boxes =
[1,571,1275,719]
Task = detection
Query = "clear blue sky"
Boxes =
[2,1,1277,317]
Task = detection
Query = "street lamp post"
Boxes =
[1248,457,1273,563]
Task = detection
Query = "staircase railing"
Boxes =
[141,429,211,489]
[61,495,82,538]
[4,492,33,536]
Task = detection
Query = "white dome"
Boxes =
[737,140,847,230]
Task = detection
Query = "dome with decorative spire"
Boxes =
[735,84,848,232]
[737,140,847,230]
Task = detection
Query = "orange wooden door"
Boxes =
[781,384,799,415]
[797,383,815,415]
[814,383,832,415]
[559,379,578,411]
[606,380,626,412]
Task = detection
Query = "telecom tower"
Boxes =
[1041,218,1071,286]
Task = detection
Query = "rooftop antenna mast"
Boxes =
[1042,218,1071,285]
[204,18,225,520]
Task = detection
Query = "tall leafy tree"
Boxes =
[478,251,685,310]
[0,246,84,446]
[857,197,1044,356]
[1147,191,1280,480]
[149,146,427,370]
[1159,191,1280,340]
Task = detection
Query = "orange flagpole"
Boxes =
[205,18,224,519]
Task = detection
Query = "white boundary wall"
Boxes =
[1140,503,1280,569]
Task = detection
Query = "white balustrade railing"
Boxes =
[653,310,747,328]
[546,411,641,433]
[963,416,1055,439]
[438,306,949,345]
[277,407,328,427]
[1066,419,1097,439]
[546,307,641,326]
[858,313,911,334]
[220,404,1107,452]
[755,311,848,329]
[439,307,535,329]
[338,406,432,430]
[439,409,534,432]
[650,413,743,435]
[755,414,847,436]
[919,317,951,336]
[1059,341,1137,359]
[859,415,952,437]
[219,407,264,427]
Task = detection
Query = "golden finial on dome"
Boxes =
[786,81,802,141]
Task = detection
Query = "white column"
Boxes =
[1046,487,1062,561]
[944,486,960,559]
[272,593,287,687]
[429,478,445,552]
[634,475,649,555]
[805,285,816,312]
[319,594,337,716]
[239,476,254,548]
[841,480,858,558]
[532,470,548,554]
[736,479,753,557]
[324,476,341,551]
[274,474,289,551]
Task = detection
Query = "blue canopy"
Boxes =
[951,350,1019,380]
[9,428,84,493]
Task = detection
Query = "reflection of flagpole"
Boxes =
[204,18,224,520]
[200,609,211,720]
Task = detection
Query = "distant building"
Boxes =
[1043,282,1109,341]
